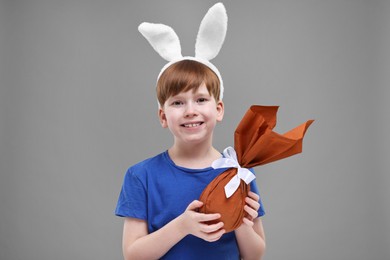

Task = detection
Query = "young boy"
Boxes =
[115,60,266,259]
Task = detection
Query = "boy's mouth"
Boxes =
[181,122,204,128]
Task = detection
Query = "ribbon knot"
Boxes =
[211,147,256,198]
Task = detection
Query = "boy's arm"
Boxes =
[122,200,225,260]
[122,216,184,260]
[235,191,266,260]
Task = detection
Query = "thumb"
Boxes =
[186,200,204,211]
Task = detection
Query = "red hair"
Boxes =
[157,60,220,107]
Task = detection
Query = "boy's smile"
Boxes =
[181,119,206,131]
[181,122,203,128]
[158,84,224,146]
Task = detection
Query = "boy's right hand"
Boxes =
[178,200,225,242]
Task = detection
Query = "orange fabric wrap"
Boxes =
[199,105,314,232]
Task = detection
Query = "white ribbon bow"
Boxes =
[211,147,256,198]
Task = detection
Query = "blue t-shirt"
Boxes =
[115,151,265,259]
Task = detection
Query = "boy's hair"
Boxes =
[157,60,220,107]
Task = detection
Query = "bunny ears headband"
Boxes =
[138,3,227,100]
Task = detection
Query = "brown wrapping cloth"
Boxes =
[199,105,314,232]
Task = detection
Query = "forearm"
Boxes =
[124,216,186,260]
[235,223,266,260]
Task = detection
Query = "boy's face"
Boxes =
[158,83,224,146]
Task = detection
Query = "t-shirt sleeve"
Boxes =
[249,168,266,217]
[115,168,147,220]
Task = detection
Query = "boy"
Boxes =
[115,60,266,259]
[115,3,266,259]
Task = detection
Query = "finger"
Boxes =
[245,197,260,211]
[244,205,259,219]
[202,228,226,242]
[248,191,260,202]
[199,221,224,233]
[242,217,254,227]
[186,200,203,211]
[197,212,221,222]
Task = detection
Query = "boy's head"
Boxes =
[157,59,225,145]
[157,60,221,107]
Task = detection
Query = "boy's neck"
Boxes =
[168,142,221,169]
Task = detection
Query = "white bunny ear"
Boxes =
[195,3,227,60]
[138,22,183,62]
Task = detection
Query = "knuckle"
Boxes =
[194,213,205,221]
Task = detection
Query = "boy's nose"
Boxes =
[184,102,198,117]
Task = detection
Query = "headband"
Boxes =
[138,3,227,101]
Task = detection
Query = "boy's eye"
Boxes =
[171,101,183,106]
[197,98,208,103]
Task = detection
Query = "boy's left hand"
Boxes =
[242,191,260,227]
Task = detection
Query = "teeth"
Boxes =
[184,123,201,128]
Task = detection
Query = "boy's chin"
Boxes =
[175,135,212,146]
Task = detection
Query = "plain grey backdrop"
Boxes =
[1,0,389,259]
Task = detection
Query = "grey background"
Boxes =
[1,0,389,259]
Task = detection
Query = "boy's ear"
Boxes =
[216,101,224,122]
[158,108,168,128]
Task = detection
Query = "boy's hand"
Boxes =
[178,200,225,242]
[242,191,260,227]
